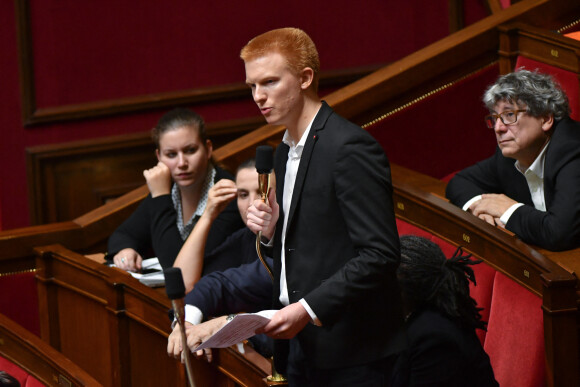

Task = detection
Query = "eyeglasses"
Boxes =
[484,109,527,129]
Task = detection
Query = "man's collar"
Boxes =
[282,104,322,148]
[514,140,550,178]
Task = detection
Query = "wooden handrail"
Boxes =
[390,165,577,296]
[0,313,100,386]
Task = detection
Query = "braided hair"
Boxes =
[398,235,486,331]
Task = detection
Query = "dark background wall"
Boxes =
[0,0,488,230]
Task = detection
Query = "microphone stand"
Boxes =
[255,192,287,384]
[165,267,196,387]
[172,299,196,387]
[255,154,286,384]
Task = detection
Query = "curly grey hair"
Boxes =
[483,69,570,120]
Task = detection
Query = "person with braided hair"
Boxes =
[391,235,498,387]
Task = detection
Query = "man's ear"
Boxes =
[300,67,314,90]
[541,114,554,132]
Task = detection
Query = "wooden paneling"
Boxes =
[448,0,465,33]
[0,312,100,386]
[26,132,156,225]
[34,244,273,386]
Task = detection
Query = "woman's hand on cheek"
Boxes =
[144,162,172,197]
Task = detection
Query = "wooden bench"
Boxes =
[32,244,274,386]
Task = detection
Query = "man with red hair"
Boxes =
[244,28,404,386]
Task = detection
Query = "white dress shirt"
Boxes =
[278,118,321,325]
[462,142,549,224]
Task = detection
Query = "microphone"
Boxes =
[254,145,274,281]
[164,267,196,387]
[255,145,273,203]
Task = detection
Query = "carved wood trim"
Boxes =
[498,22,580,74]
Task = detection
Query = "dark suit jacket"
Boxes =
[107,166,244,269]
[184,228,273,317]
[445,117,580,251]
[271,101,404,371]
[391,308,498,387]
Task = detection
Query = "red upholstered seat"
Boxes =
[515,56,580,121]
[440,171,457,183]
[484,272,545,387]
[0,356,42,387]
[0,357,29,385]
[500,0,511,8]
[397,219,439,241]
[468,262,496,345]
[25,376,44,387]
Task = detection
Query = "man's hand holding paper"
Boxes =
[191,310,276,353]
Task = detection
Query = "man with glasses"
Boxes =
[446,69,580,251]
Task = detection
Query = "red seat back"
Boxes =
[0,356,42,387]
[516,56,580,121]
[468,261,496,344]
[483,272,545,387]
[396,218,547,385]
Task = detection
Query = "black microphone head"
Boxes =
[164,267,185,300]
[255,145,273,174]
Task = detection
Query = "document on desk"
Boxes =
[193,310,277,352]
[126,258,165,287]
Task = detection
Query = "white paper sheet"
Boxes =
[193,310,277,351]
[127,258,165,287]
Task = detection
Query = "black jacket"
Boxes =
[446,117,580,251]
[107,166,244,269]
